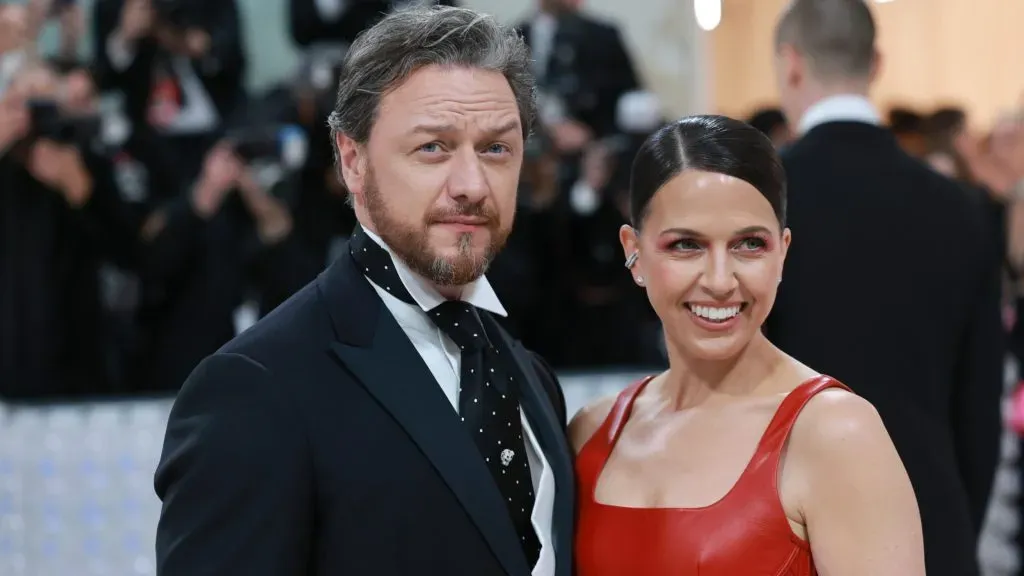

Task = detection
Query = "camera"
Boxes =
[27,99,101,146]
[225,124,308,170]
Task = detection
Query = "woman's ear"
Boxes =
[620,225,645,286]
[779,227,793,280]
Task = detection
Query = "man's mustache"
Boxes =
[428,203,499,225]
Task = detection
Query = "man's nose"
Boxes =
[446,147,488,203]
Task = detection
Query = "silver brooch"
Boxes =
[500,449,515,467]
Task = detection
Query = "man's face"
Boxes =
[338,65,524,287]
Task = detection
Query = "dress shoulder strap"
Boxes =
[603,376,654,449]
[756,375,852,458]
[575,376,655,489]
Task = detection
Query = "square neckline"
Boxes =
[588,374,827,513]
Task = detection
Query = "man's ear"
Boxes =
[336,132,366,198]
[867,48,883,84]
[778,43,804,89]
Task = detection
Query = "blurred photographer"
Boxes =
[517,0,639,155]
[0,63,142,398]
[92,0,247,182]
[559,91,663,368]
[957,114,1024,308]
[276,52,357,271]
[132,123,307,392]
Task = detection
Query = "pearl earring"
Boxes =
[635,276,644,285]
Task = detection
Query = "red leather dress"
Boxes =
[575,375,849,576]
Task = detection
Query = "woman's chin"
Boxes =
[673,331,752,363]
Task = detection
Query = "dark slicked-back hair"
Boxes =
[630,115,787,230]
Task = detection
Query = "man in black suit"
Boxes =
[154,6,575,576]
[765,2,1004,575]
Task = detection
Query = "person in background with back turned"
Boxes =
[765,2,1004,574]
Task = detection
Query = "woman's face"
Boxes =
[620,170,790,362]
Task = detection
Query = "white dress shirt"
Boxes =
[797,94,882,135]
[360,228,556,576]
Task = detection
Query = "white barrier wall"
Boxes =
[0,364,1018,575]
[0,372,642,576]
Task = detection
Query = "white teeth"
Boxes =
[691,305,741,321]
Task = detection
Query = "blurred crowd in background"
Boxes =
[0,0,666,400]
[4,0,1024,573]
[1,0,1023,397]
[0,0,1022,395]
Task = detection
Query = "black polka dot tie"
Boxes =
[349,226,541,567]
[430,300,541,568]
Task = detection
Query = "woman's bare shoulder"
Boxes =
[789,384,892,473]
[567,373,662,453]
[567,394,619,454]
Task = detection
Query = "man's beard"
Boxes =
[363,167,510,287]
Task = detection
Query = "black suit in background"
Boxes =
[517,12,639,138]
[154,245,575,576]
[766,121,1004,576]
[289,0,459,48]
[289,0,391,48]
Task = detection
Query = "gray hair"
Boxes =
[327,6,536,148]
[774,0,876,81]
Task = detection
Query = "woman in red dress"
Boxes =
[572,115,925,575]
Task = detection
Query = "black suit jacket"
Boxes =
[766,122,1004,576]
[154,245,576,576]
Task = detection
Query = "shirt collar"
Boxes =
[797,94,882,135]
[361,227,508,317]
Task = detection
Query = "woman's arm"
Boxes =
[789,390,925,576]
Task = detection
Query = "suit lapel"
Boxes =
[482,315,576,576]
[322,252,531,576]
